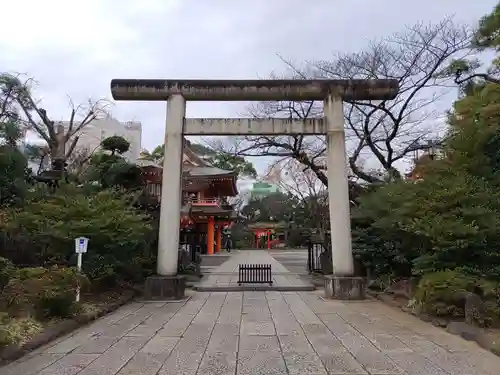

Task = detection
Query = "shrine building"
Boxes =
[136,140,239,255]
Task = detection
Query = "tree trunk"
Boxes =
[48,124,67,178]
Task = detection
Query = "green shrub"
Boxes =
[39,295,77,318]
[0,257,15,290]
[354,171,500,280]
[0,129,29,208]
[2,266,89,318]
[484,300,500,326]
[0,314,43,348]
[415,270,500,326]
[113,256,156,284]
[1,186,154,283]
[414,270,476,317]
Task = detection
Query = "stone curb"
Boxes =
[0,290,137,366]
[366,290,500,357]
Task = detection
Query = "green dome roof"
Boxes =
[250,182,279,198]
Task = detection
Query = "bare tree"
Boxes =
[267,158,324,202]
[7,74,109,169]
[267,158,328,229]
[66,145,100,178]
[215,19,472,185]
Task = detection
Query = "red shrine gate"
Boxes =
[253,229,274,249]
[248,222,287,249]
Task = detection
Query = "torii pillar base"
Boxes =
[144,275,186,301]
[324,276,366,300]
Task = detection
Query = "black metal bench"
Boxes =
[238,264,273,285]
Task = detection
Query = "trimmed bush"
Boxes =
[414,270,500,322]
[2,266,89,318]
[414,270,475,317]
[0,313,43,348]
[113,256,156,284]
[0,186,155,284]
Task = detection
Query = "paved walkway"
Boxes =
[268,249,309,274]
[196,250,313,290]
[3,251,500,375]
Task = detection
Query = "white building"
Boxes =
[64,115,142,161]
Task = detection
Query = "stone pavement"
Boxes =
[195,250,314,291]
[3,289,500,375]
[3,250,500,375]
[269,249,309,274]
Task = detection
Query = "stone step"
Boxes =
[193,284,316,292]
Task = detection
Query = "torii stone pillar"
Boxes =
[158,94,185,276]
[110,79,398,300]
[324,95,353,276]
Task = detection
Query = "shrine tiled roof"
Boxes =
[135,160,235,178]
[135,159,162,168]
[184,165,236,178]
[183,139,209,166]
[136,140,238,196]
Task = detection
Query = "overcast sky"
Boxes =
[1,0,497,177]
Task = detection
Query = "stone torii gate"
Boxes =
[110,79,398,300]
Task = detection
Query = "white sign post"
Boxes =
[74,237,89,302]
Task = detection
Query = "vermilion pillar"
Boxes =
[216,227,221,253]
[207,216,215,255]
